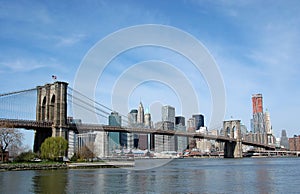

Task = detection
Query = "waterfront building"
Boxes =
[209,129,222,152]
[108,111,121,153]
[289,135,300,151]
[76,131,107,158]
[196,139,211,153]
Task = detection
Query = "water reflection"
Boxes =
[0,158,299,193]
[31,170,68,193]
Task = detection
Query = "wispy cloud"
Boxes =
[0,58,61,73]
[0,1,52,24]
[55,34,87,47]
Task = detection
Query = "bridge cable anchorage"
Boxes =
[67,87,129,123]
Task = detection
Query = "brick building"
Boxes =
[289,135,300,151]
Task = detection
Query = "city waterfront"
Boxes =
[0,158,299,193]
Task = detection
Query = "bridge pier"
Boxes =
[33,129,52,153]
[223,140,242,158]
[223,120,243,158]
[34,81,69,154]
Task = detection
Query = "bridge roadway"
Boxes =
[0,119,275,150]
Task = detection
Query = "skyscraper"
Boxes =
[108,111,122,153]
[175,116,185,126]
[137,102,144,124]
[128,109,138,149]
[192,114,204,130]
[187,117,196,132]
[175,116,187,152]
[252,94,265,133]
[162,105,175,125]
[128,109,138,126]
[144,113,151,128]
[264,110,275,145]
[155,105,177,151]
[280,130,289,149]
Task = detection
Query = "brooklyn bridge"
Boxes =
[0,81,276,158]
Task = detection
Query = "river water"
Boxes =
[0,157,299,193]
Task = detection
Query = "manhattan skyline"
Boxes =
[1,1,299,147]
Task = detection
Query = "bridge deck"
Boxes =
[0,119,275,150]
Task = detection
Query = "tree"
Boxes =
[40,137,68,161]
[15,150,38,162]
[77,143,96,161]
[0,128,23,162]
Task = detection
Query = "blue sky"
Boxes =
[1,0,300,148]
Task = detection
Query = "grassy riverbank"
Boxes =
[0,160,134,171]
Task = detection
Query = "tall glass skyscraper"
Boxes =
[108,112,121,153]
[192,114,204,130]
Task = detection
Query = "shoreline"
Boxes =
[0,161,135,171]
[1,156,298,171]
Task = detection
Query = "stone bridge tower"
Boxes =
[223,120,242,158]
[34,81,68,152]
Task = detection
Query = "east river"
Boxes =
[0,157,299,193]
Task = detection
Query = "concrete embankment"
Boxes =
[0,161,135,171]
[0,163,68,171]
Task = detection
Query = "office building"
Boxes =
[192,114,204,130]
[137,102,144,124]
[108,112,121,153]
[175,116,187,152]
[264,110,275,144]
[175,116,185,126]
[162,105,175,125]
[144,113,151,128]
[128,109,138,149]
[187,117,196,132]
[289,135,300,151]
[76,131,107,158]
[280,130,289,149]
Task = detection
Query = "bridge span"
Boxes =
[0,118,275,150]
